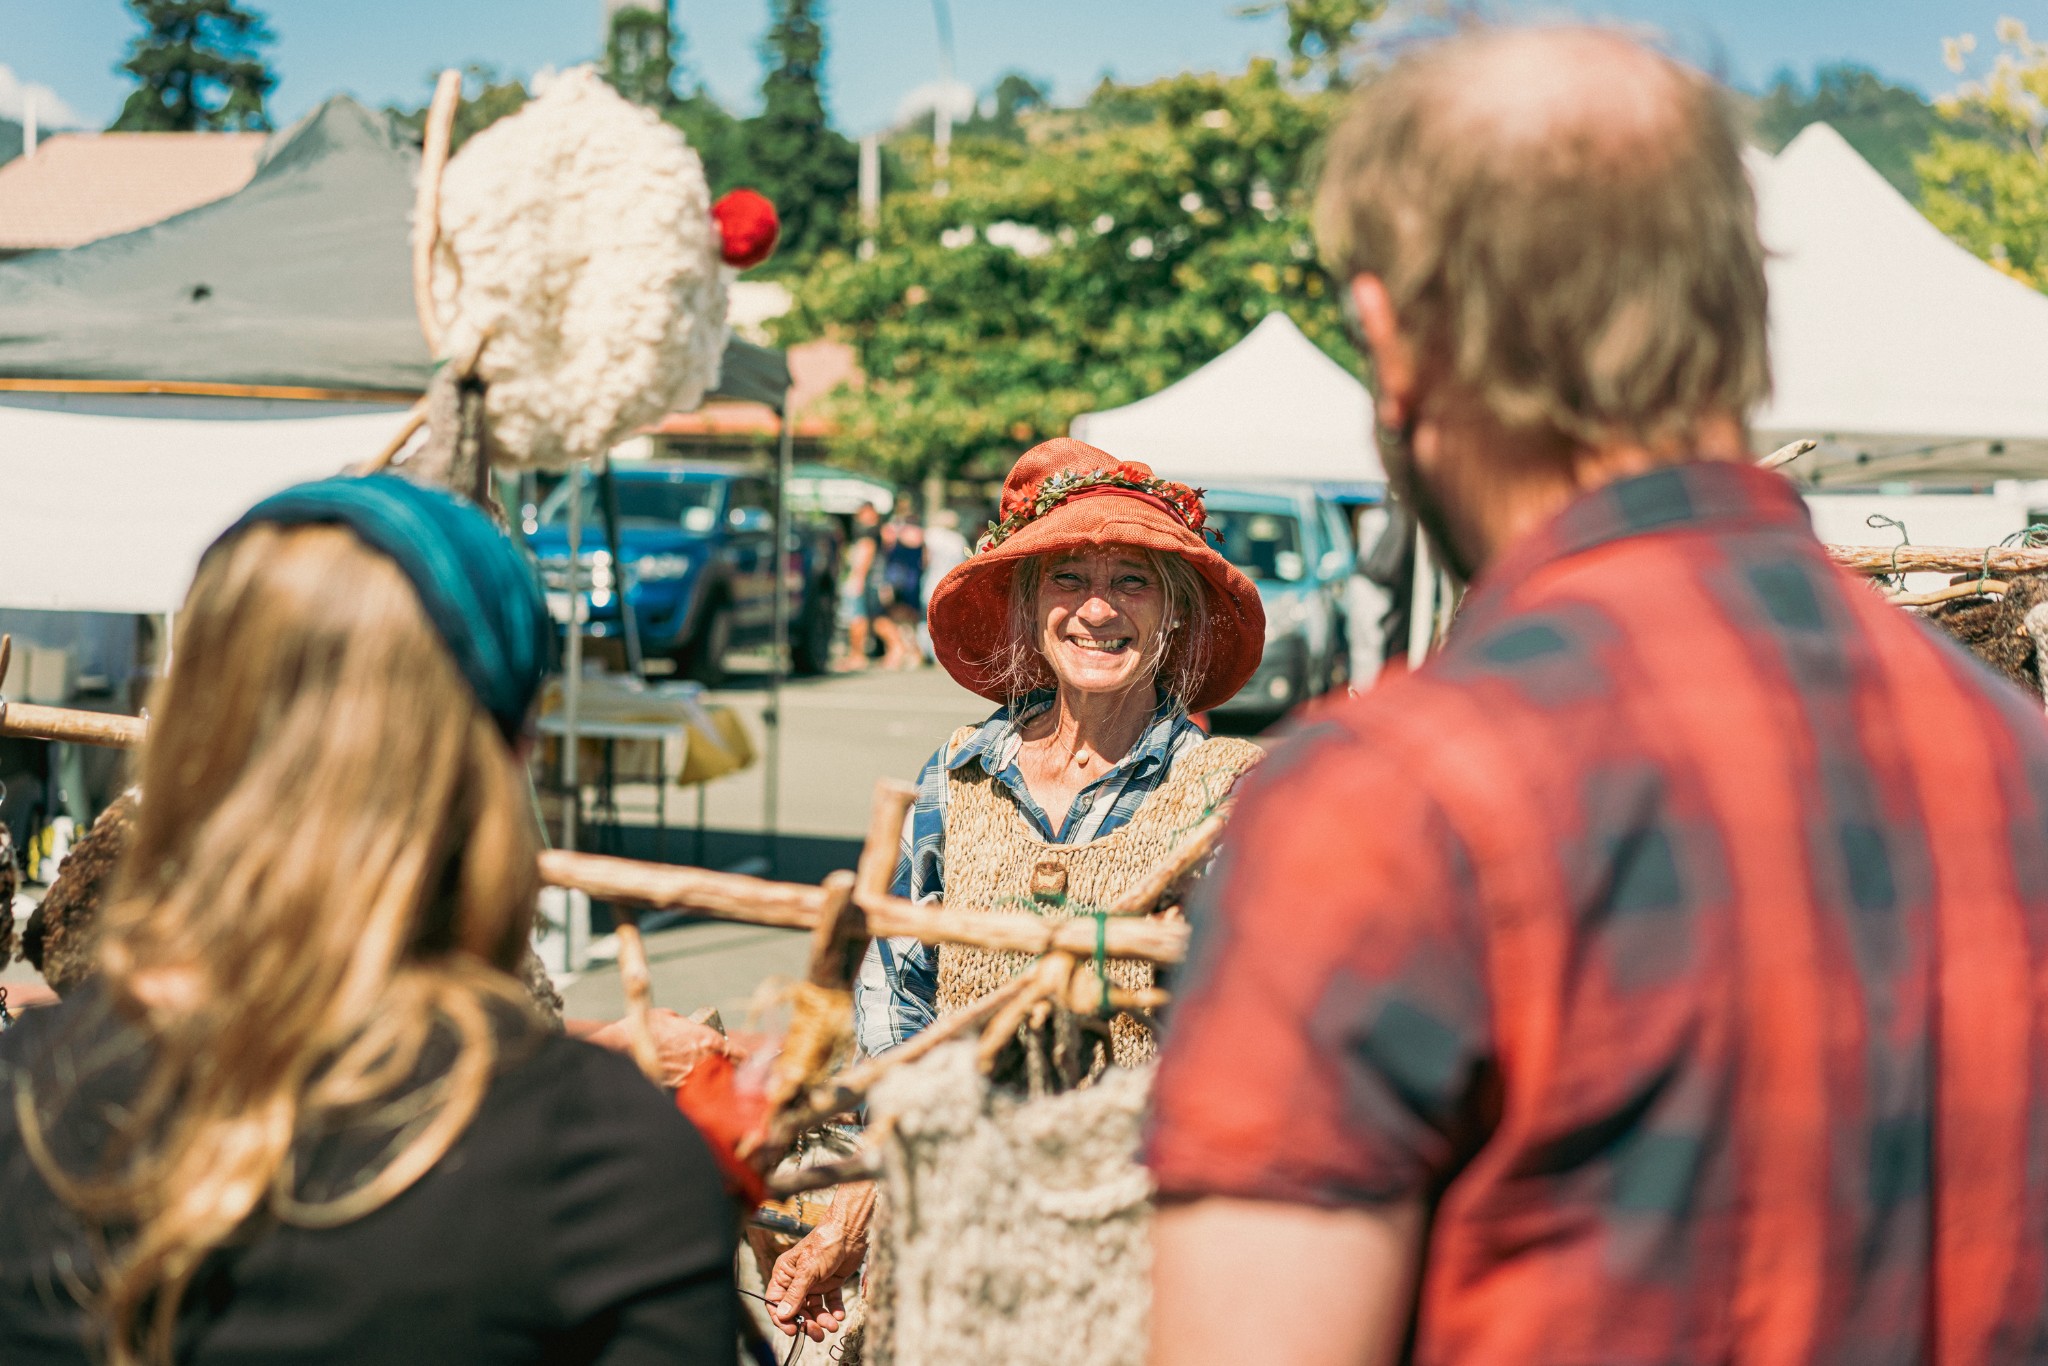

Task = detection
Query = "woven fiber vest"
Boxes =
[934,728,1263,1067]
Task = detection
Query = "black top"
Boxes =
[0,987,737,1365]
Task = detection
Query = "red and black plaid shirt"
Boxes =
[1149,461,2048,1365]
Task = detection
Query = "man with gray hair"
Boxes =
[1147,26,2048,1365]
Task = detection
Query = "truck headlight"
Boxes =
[634,553,693,582]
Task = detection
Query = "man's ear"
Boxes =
[1348,275,1417,431]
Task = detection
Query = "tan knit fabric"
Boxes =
[934,729,1261,1067]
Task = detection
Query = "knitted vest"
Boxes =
[934,728,1263,1067]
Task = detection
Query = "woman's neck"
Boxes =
[1022,684,1156,774]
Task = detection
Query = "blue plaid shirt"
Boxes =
[852,690,1211,1057]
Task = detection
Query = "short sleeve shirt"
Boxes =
[1148,462,2048,1364]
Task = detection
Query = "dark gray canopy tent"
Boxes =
[0,95,791,405]
[0,95,799,886]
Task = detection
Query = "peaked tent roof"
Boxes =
[1067,313,1382,486]
[1753,123,2048,485]
[0,96,789,407]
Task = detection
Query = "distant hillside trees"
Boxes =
[777,61,1354,483]
[111,0,276,132]
[1754,63,1950,200]
[743,0,858,261]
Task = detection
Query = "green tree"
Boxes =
[745,0,858,261]
[949,71,1050,145]
[387,65,530,154]
[776,61,1351,484]
[111,0,276,131]
[604,3,675,109]
[1754,63,1950,200]
[1237,0,1385,86]
[1919,18,2048,289]
[667,91,750,190]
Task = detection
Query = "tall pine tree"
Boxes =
[745,0,856,261]
[111,0,276,132]
[604,2,675,109]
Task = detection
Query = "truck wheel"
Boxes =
[676,600,733,688]
[790,584,835,677]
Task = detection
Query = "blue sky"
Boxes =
[0,1,2039,133]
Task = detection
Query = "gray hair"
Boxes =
[981,548,1214,710]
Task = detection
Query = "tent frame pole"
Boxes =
[1405,523,1435,669]
[562,463,587,967]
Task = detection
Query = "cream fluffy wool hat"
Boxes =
[427,67,727,470]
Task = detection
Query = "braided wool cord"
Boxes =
[934,731,1262,1068]
[863,1042,1156,1366]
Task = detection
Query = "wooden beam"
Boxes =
[0,377,423,403]
[1829,544,2048,577]
[537,848,826,929]
[0,702,147,748]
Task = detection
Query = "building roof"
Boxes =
[0,131,265,252]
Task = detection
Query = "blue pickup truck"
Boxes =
[524,463,841,685]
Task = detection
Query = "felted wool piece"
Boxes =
[864,1042,1154,1366]
[17,788,565,1024]
[23,789,138,995]
[428,66,726,470]
[0,822,16,969]
[1921,570,2048,698]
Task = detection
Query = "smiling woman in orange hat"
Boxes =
[761,436,1267,1344]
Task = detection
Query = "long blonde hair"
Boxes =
[21,523,542,1365]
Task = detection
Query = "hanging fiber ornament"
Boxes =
[713,188,781,269]
[423,66,728,471]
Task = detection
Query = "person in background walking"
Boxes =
[1148,24,2048,1365]
[917,508,972,663]
[876,495,927,670]
[837,501,883,671]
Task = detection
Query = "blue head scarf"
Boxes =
[214,475,554,743]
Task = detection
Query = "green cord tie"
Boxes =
[1092,911,1111,1016]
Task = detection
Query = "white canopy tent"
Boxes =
[1068,313,1383,487]
[1753,123,2048,486]
[0,393,415,613]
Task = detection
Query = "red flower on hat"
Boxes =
[977,464,1213,552]
[712,189,780,269]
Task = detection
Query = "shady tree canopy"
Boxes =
[774,61,1352,483]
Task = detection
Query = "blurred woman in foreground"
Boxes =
[0,476,735,1366]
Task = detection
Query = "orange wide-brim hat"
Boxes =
[927,437,1265,714]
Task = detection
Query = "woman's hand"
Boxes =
[766,1181,877,1340]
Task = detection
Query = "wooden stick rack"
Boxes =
[0,683,1199,969]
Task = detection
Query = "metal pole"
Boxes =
[1405,520,1434,670]
[766,396,794,877]
[930,0,955,196]
[563,465,584,857]
[858,134,880,262]
[598,459,645,676]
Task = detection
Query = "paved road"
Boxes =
[557,664,992,1024]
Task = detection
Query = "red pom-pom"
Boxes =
[712,188,780,269]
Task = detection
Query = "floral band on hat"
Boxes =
[977,461,1214,553]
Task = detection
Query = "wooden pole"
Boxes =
[1827,545,2048,577]
[0,701,148,748]
[613,914,661,1082]
[1758,437,1817,472]
[1887,579,2010,608]
[412,69,462,357]
[538,849,825,929]
[4,703,1195,963]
